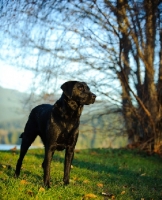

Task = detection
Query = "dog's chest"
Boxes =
[58,117,78,135]
[50,101,81,149]
[60,117,79,138]
[63,119,76,133]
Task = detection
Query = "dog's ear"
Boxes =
[61,81,78,99]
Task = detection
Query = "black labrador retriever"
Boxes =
[15,81,96,187]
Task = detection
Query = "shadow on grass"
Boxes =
[0,148,162,199]
[23,148,162,183]
[29,148,162,199]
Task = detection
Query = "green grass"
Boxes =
[0,148,162,200]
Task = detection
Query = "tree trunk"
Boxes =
[141,0,159,151]
[156,28,162,154]
[117,0,136,144]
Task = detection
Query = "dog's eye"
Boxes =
[78,86,84,91]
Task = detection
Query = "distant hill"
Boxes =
[0,87,29,145]
[0,86,28,122]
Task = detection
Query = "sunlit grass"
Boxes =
[0,148,161,199]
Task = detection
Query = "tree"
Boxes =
[1,0,162,152]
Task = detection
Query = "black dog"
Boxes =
[15,81,96,187]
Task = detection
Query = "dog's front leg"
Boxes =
[63,147,74,185]
[63,129,79,185]
[43,147,54,188]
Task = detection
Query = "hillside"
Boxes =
[0,86,28,122]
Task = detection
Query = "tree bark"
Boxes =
[116,0,136,144]
[142,0,159,151]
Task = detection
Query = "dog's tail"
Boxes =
[19,132,24,138]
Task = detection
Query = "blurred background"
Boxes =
[0,0,162,153]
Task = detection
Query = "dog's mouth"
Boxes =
[85,99,96,105]
[91,98,96,104]
[80,94,96,105]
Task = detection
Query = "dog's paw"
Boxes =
[63,179,70,185]
[44,180,51,188]
[14,172,19,178]
[45,184,51,189]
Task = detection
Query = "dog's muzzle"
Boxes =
[91,93,96,103]
[81,93,96,105]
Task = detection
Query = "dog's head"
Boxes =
[61,81,96,105]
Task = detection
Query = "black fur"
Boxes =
[15,81,96,187]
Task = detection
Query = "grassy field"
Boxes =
[0,148,161,200]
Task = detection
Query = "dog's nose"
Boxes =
[92,94,96,99]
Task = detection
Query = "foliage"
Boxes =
[0,118,25,145]
[0,148,162,200]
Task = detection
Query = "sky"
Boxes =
[0,60,34,93]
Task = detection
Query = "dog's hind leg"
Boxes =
[15,133,37,178]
